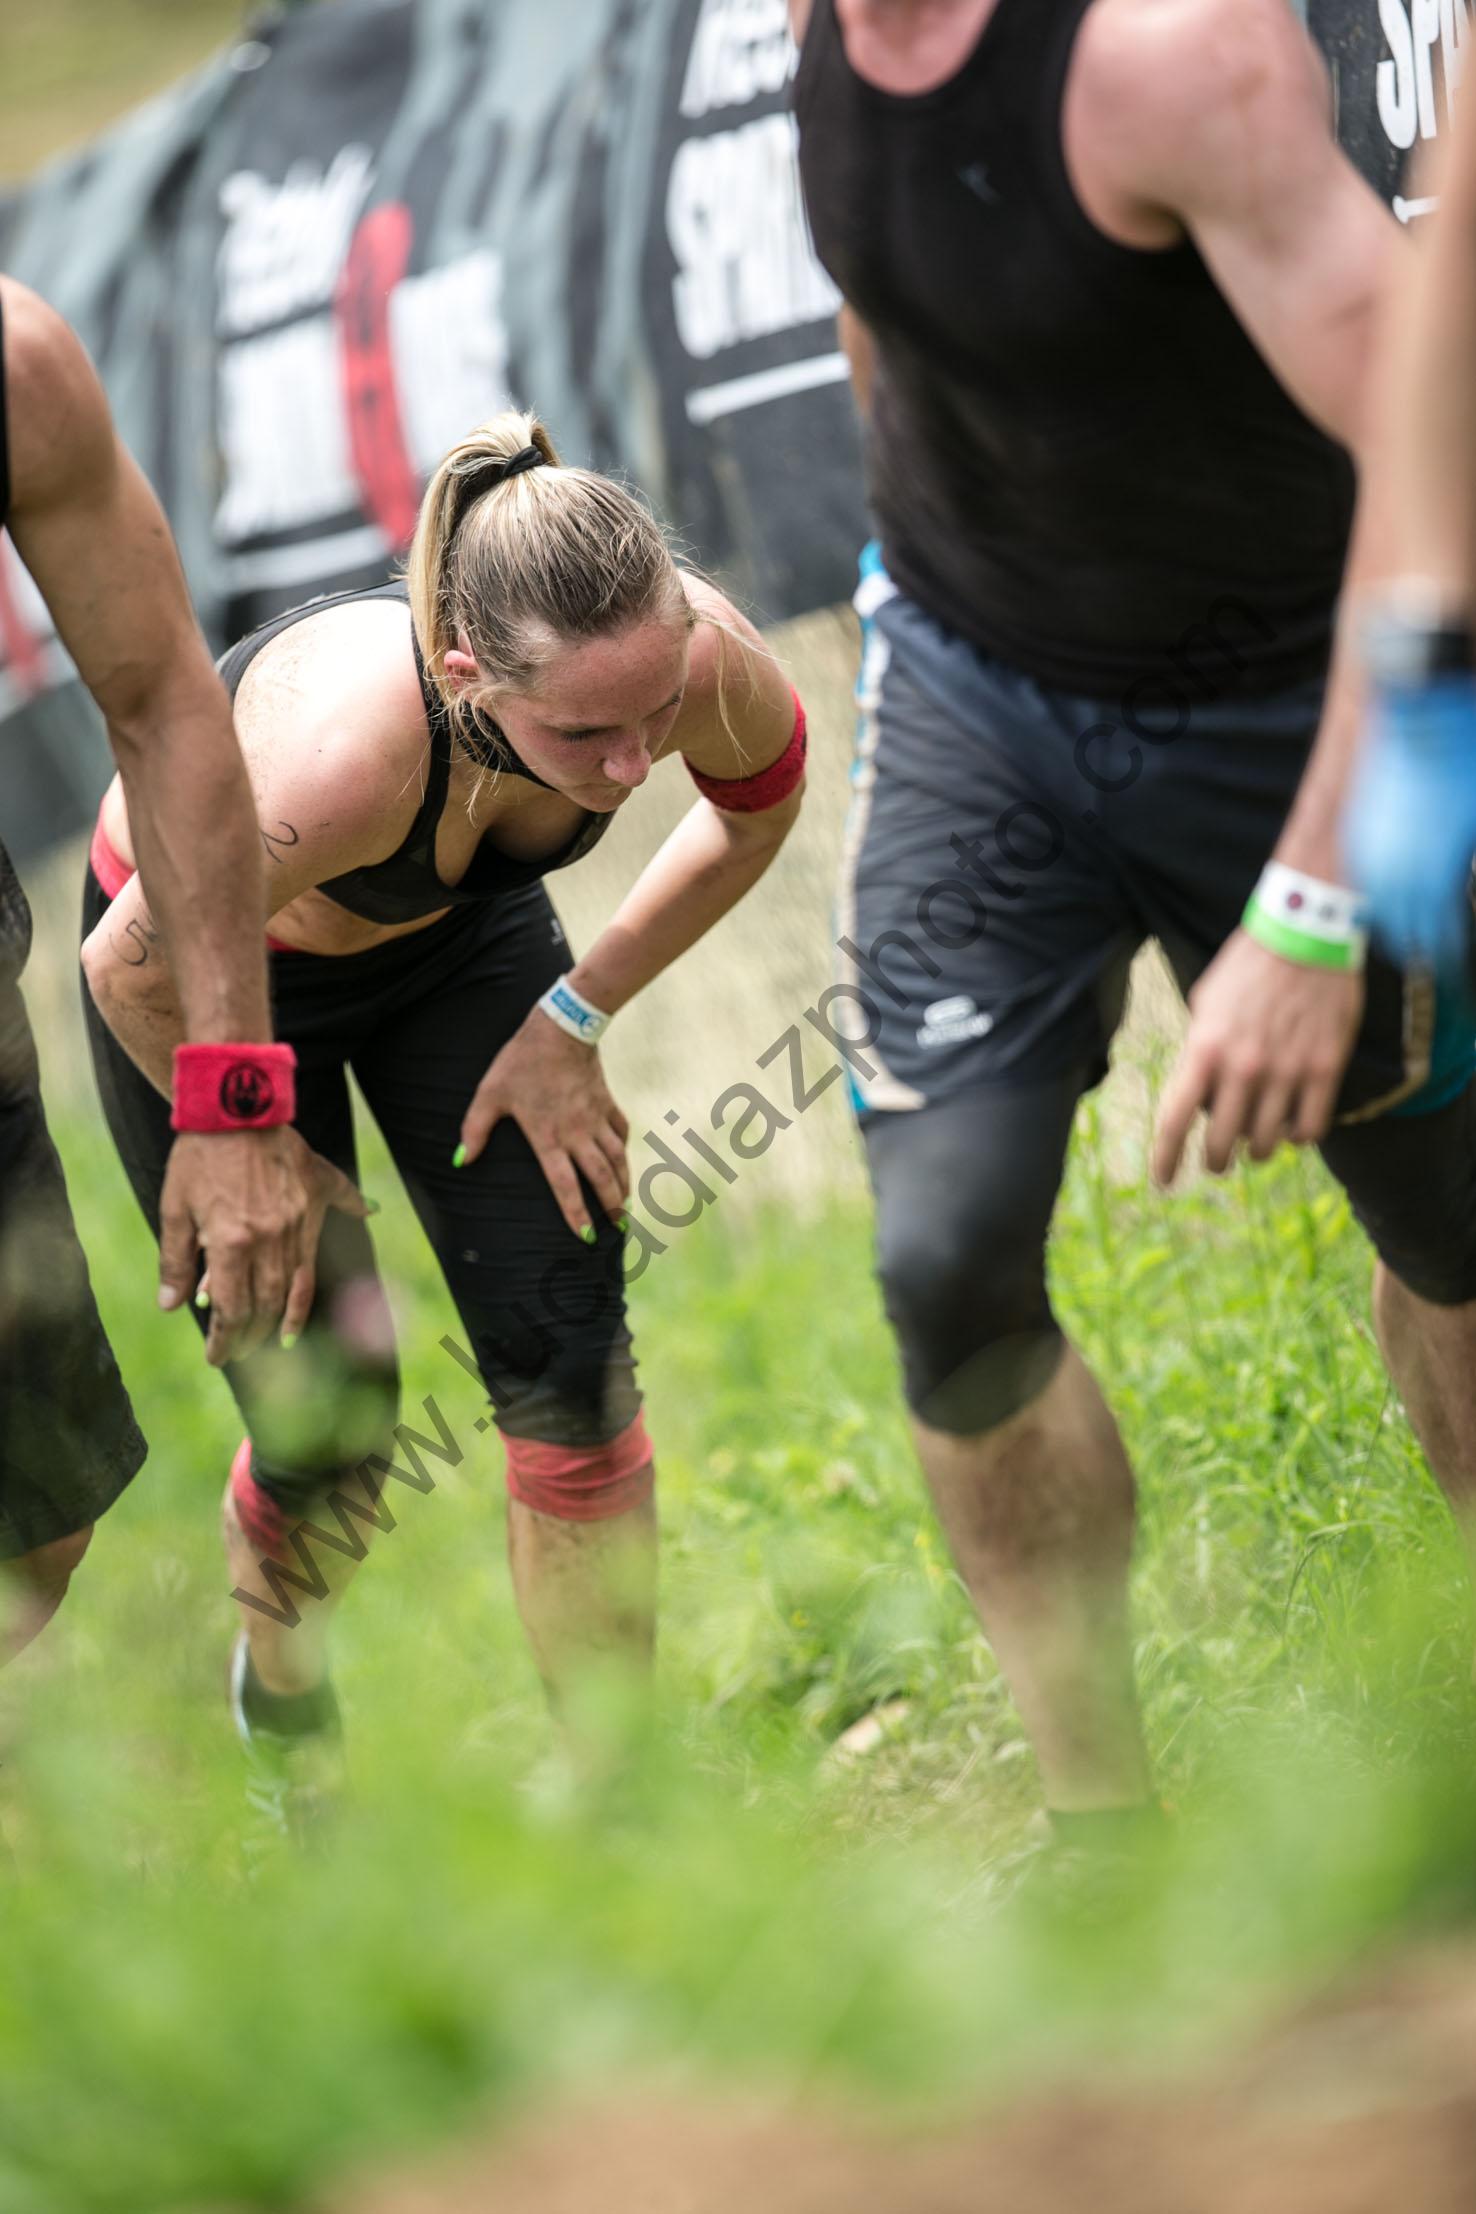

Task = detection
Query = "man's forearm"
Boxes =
[81,888,186,1099]
[109,668,271,1046]
[1379,125,1476,601]
[1274,462,1394,882]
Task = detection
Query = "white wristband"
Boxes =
[537,974,612,1045]
[1254,862,1369,952]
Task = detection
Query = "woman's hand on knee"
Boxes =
[456,1013,630,1242]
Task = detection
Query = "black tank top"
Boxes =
[219,580,612,925]
[793,0,1355,698]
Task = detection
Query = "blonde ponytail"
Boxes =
[405,409,689,748]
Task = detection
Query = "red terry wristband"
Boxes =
[171,1043,297,1133]
[687,690,808,813]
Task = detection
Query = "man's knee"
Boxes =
[876,1194,1063,1435]
[867,1085,1079,1437]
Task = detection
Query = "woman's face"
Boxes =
[450,615,692,811]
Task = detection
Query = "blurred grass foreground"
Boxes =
[9,7,1476,2214]
[9,1088,1476,2214]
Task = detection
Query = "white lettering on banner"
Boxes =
[1377,0,1468,151]
[679,0,796,121]
[685,352,848,424]
[215,251,510,552]
[216,317,358,544]
[668,112,840,360]
[388,251,509,474]
[217,147,375,337]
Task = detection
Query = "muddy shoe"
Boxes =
[229,1635,345,1855]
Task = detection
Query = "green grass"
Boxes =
[6,1089,1476,2213]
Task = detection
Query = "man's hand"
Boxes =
[1153,931,1364,1185]
[457,1011,630,1242]
[159,1126,370,1365]
[1345,678,1476,975]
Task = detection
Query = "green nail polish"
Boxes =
[364,1198,382,1216]
[452,1143,467,1169]
[281,1332,298,1352]
[580,1223,597,1245]
[194,1288,211,1310]
[618,1213,630,1235]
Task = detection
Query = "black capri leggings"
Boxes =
[81,871,639,1516]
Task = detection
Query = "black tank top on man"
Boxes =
[793,0,1355,699]
[218,580,612,926]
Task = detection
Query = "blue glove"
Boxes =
[1345,675,1476,976]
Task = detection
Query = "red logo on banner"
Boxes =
[334,201,421,556]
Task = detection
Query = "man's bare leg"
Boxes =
[912,1343,1152,1812]
[1372,1264,1476,1584]
[0,1526,93,1669]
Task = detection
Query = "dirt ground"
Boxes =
[320,1946,1476,2214]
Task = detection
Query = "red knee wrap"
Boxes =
[230,1437,292,1560]
[503,1411,655,1523]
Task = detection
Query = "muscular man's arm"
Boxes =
[3,280,314,1357]
[1071,0,1396,454]
[1339,112,1476,968]
[1376,124,1476,600]
[4,282,270,1045]
[1068,0,1404,1173]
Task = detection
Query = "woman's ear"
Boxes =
[443,645,479,694]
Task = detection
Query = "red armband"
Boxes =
[687,690,807,813]
[171,1043,297,1133]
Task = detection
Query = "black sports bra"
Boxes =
[218,579,612,925]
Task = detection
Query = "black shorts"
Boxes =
[82,872,639,1512]
[840,559,1476,1305]
[0,847,145,1560]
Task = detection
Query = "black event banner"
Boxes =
[0,0,1461,858]
[0,0,862,859]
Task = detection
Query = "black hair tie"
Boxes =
[487,444,546,486]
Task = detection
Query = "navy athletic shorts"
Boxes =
[0,842,145,1559]
[839,551,1476,1306]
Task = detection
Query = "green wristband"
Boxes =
[1242,894,1364,972]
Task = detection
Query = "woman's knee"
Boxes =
[483,1323,649,1522]
[3,1522,95,1633]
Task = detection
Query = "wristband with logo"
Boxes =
[171,1043,298,1133]
[537,975,612,1045]
[1242,862,1368,974]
